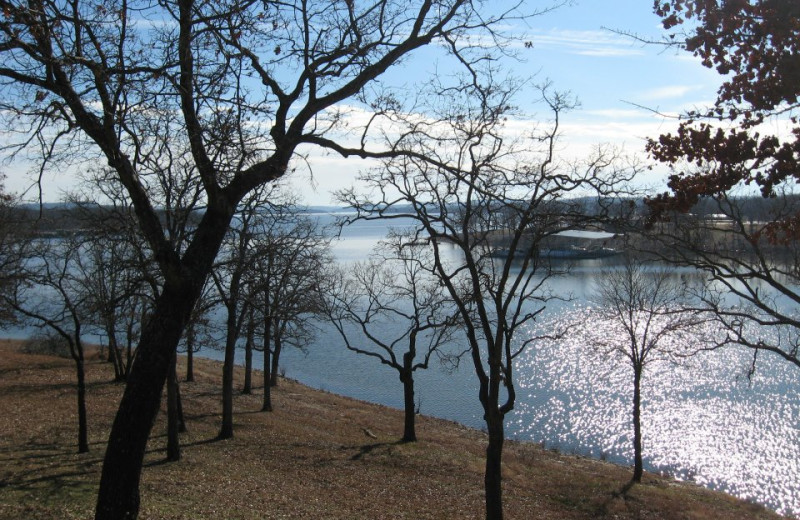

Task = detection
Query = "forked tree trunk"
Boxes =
[479,351,507,520]
[108,333,125,381]
[106,332,121,380]
[632,365,643,483]
[270,329,282,387]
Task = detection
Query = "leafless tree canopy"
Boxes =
[590,254,705,483]
[0,0,548,517]
[337,75,639,518]
[321,234,460,442]
[645,194,800,372]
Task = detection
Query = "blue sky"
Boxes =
[292,0,724,205]
[3,0,724,206]
[527,0,718,108]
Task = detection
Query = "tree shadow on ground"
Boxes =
[597,478,639,516]
[1,442,103,495]
[349,439,406,461]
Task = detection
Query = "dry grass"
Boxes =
[0,338,786,519]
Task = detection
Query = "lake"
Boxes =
[5,211,797,516]
[203,212,800,517]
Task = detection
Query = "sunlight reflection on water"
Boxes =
[10,217,798,516]
[514,306,800,516]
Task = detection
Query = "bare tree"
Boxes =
[645,193,800,375]
[0,0,547,515]
[321,235,460,442]
[590,254,702,483]
[211,190,264,440]
[181,279,216,383]
[212,186,329,425]
[242,198,330,413]
[339,79,636,519]
[76,224,152,382]
[264,232,329,390]
[71,168,202,461]
[4,234,93,453]
[0,176,21,327]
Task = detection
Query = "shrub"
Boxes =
[21,334,72,358]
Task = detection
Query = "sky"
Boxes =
[289,0,725,205]
[2,0,725,206]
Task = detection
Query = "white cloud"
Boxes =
[529,28,646,57]
[582,108,655,120]
[638,84,704,101]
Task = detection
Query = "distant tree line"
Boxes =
[0,1,798,519]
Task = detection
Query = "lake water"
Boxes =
[203,213,800,517]
[6,212,798,516]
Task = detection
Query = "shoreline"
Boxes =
[194,344,797,517]
[0,338,787,519]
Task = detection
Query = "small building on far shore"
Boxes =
[538,230,622,259]
[489,229,624,260]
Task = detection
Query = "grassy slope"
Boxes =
[0,339,785,519]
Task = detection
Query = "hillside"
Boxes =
[0,339,784,519]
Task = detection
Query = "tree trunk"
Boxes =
[76,356,89,454]
[112,349,123,382]
[632,365,643,483]
[166,348,180,462]
[400,370,416,442]
[185,334,194,383]
[219,308,237,440]
[94,275,211,520]
[243,311,255,395]
[125,319,137,380]
[270,327,281,387]
[484,409,504,520]
[262,317,272,412]
[176,379,187,433]
[108,332,124,381]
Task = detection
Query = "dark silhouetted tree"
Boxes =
[4,235,93,453]
[244,198,330,411]
[0,0,555,515]
[321,234,460,442]
[590,254,702,483]
[339,78,636,519]
[0,175,20,327]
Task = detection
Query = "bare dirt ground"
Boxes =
[0,339,785,519]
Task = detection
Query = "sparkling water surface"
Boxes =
[7,213,798,516]
[278,213,800,517]
[512,307,800,516]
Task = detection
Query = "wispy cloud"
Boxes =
[582,108,657,120]
[529,28,645,57]
[639,84,705,100]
